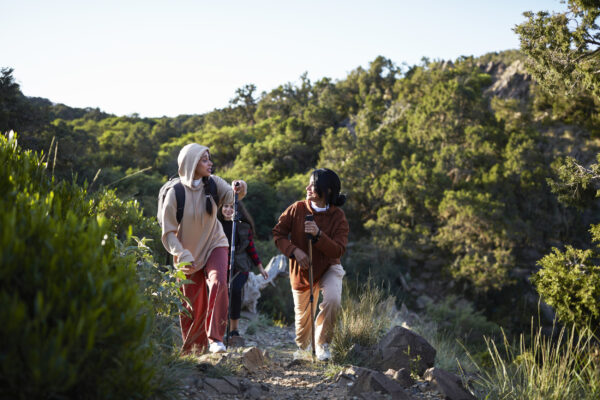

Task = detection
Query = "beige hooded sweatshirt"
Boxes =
[160,143,236,273]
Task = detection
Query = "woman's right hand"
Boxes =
[293,248,310,270]
[178,261,197,275]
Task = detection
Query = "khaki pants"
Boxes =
[292,264,345,349]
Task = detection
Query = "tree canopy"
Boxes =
[3,45,600,331]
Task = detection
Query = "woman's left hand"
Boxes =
[258,264,268,280]
[232,180,247,197]
[304,220,320,237]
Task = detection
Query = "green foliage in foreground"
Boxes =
[0,134,188,399]
[469,323,600,400]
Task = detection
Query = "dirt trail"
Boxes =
[182,316,446,400]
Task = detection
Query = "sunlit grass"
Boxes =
[468,322,600,400]
[331,277,395,364]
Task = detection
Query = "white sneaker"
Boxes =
[316,343,331,361]
[209,341,226,353]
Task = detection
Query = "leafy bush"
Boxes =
[124,236,191,344]
[0,134,174,399]
[533,244,600,331]
[91,188,163,256]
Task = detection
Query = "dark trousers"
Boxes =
[230,270,248,320]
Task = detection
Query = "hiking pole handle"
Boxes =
[305,214,314,240]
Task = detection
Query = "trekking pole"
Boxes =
[305,214,316,359]
[226,183,240,348]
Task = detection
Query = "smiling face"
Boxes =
[306,174,324,205]
[221,203,234,220]
[194,151,213,179]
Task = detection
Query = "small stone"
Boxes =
[424,367,477,400]
[393,368,415,388]
[242,347,265,371]
[244,386,262,399]
[222,375,240,390]
[204,377,238,395]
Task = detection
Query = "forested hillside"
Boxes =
[2,46,600,331]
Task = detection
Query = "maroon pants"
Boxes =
[179,247,229,354]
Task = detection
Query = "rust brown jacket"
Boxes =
[273,200,349,291]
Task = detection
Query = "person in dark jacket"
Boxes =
[218,201,268,338]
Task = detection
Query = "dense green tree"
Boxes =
[515,0,600,330]
[225,117,318,185]
[254,72,313,121]
[0,68,23,132]
[229,83,258,124]
[515,0,600,98]
[156,122,256,176]
[0,68,49,136]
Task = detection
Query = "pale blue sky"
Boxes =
[1,0,564,118]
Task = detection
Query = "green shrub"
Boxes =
[0,134,168,399]
[91,188,163,256]
[533,245,600,331]
[124,236,192,345]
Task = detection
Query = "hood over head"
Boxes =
[177,143,209,187]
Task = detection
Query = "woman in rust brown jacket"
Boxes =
[272,168,349,361]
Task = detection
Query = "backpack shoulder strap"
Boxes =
[207,177,219,206]
[174,182,185,224]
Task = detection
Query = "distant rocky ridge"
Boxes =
[482,59,531,101]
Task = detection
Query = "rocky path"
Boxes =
[181,315,449,400]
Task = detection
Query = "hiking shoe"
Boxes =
[229,330,240,337]
[316,343,331,361]
[209,341,227,353]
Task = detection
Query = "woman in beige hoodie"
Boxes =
[160,143,247,354]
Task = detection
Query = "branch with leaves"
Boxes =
[515,0,600,97]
